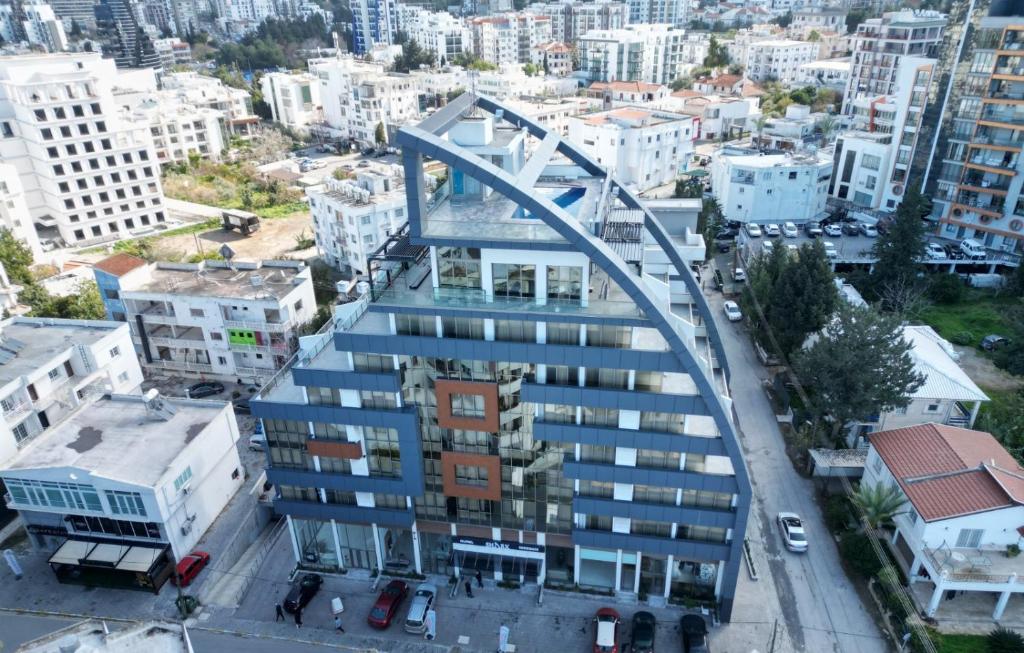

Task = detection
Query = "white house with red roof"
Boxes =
[863,423,1024,620]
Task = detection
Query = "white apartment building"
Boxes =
[0,164,43,259]
[0,53,167,249]
[753,103,826,150]
[0,263,22,315]
[309,56,420,146]
[797,58,850,91]
[395,5,470,63]
[0,0,67,52]
[568,106,695,192]
[212,0,278,36]
[159,72,260,138]
[93,258,316,384]
[469,13,553,65]
[1,391,244,586]
[531,41,572,77]
[525,0,628,44]
[578,24,706,85]
[307,164,407,273]
[0,317,142,467]
[791,6,847,35]
[744,39,819,85]
[261,71,322,135]
[830,56,935,211]
[710,145,831,224]
[842,10,946,116]
[132,98,226,166]
[472,63,577,98]
[627,0,687,27]
[669,94,757,141]
[501,96,592,136]
[586,80,670,105]
[152,38,192,68]
[862,423,1024,621]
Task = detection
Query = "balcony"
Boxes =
[2,398,32,424]
[979,105,1024,127]
[222,318,293,332]
[145,359,214,374]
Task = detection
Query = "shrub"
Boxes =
[840,532,882,578]
[988,627,1024,653]
[824,494,853,534]
[950,331,975,346]
[927,273,965,304]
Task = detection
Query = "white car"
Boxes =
[926,243,946,260]
[762,240,774,254]
[786,244,799,254]
[782,222,799,238]
[859,223,879,237]
[778,512,808,552]
[764,223,781,237]
[723,300,742,322]
[733,267,747,282]
[823,223,843,237]
[822,241,837,258]
[745,223,763,238]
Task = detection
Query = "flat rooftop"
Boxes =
[6,393,227,487]
[581,107,688,128]
[131,262,306,301]
[0,318,121,388]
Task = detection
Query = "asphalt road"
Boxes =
[703,291,889,653]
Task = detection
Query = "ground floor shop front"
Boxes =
[287,516,723,601]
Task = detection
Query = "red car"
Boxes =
[367,579,409,629]
[172,551,210,587]
[593,607,620,653]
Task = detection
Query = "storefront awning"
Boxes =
[48,539,93,565]
[47,538,173,593]
[116,546,164,573]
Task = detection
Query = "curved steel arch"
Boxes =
[396,100,751,620]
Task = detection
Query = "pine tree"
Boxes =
[870,188,929,311]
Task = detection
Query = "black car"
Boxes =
[681,615,710,653]
[713,229,737,241]
[981,335,1010,351]
[630,611,656,653]
[283,573,323,613]
[233,398,251,415]
[842,222,861,236]
[187,382,225,399]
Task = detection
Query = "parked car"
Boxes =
[248,433,267,451]
[777,512,809,552]
[842,222,861,236]
[763,223,781,237]
[859,222,879,237]
[284,573,323,613]
[732,268,747,282]
[630,611,656,653]
[761,240,774,254]
[187,382,224,399]
[368,579,409,629]
[823,223,843,237]
[782,221,799,238]
[745,223,763,238]
[233,398,251,415]
[960,238,987,260]
[822,241,838,259]
[925,243,947,260]
[723,301,742,322]
[981,334,1010,351]
[804,222,823,238]
[714,229,737,241]
[716,240,731,253]
[593,607,620,653]
[172,551,210,587]
[681,614,710,653]
[404,583,437,634]
[944,244,964,260]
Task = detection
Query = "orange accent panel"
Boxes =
[435,379,500,433]
[307,440,363,460]
[441,451,502,501]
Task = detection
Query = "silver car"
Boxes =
[404,583,437,634]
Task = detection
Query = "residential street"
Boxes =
[703,288,889,653]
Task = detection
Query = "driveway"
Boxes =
[703,291,889,653]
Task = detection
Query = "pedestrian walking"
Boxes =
[294,608,303,629]
[275,603,285,622]
[475,570,483,588]
[334,615,345,633]
[465,579,474,598]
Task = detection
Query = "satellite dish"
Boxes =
[219,244,236,260]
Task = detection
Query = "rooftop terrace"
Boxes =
[0,318,121,389]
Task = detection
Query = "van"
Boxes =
[960,239,987,260]
[404,583,437,634]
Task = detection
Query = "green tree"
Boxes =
[870,188,929,311]
[1009,261,1024,298]
[703,36,730,68]
[522,62,540,76]
[697,197,724,259]
[815,115,838,145]
[926,273,965,304]
[852,482,907,529]
[24,281,105,320]
[846,9,869,33]
[978,390,1024,464]
[772,11,793,28]
[807,30,821,42]
[987,627,1024,653]
[374,121,386,146]
[670,76,692,92]
[744,241,839,358]
[673,178,703,199]
[794,304,926,442]
[392,32,436,73]
[0,228,35,285]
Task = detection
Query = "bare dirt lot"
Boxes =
[156,211,316,262]
[955,345,1024,392]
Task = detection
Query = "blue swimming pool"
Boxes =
[517,186,586,219]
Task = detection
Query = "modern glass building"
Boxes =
[253,95,751,620]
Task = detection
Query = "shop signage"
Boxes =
[454,536,544,554]
[26,525,68,537]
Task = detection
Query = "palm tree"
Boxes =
[852,482,906,530]
[816,115,839,146]
[752,115,769,148]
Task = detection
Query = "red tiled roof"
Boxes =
[590,81,663,94]
[94,253,146,277]
[871,423,1024,521]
